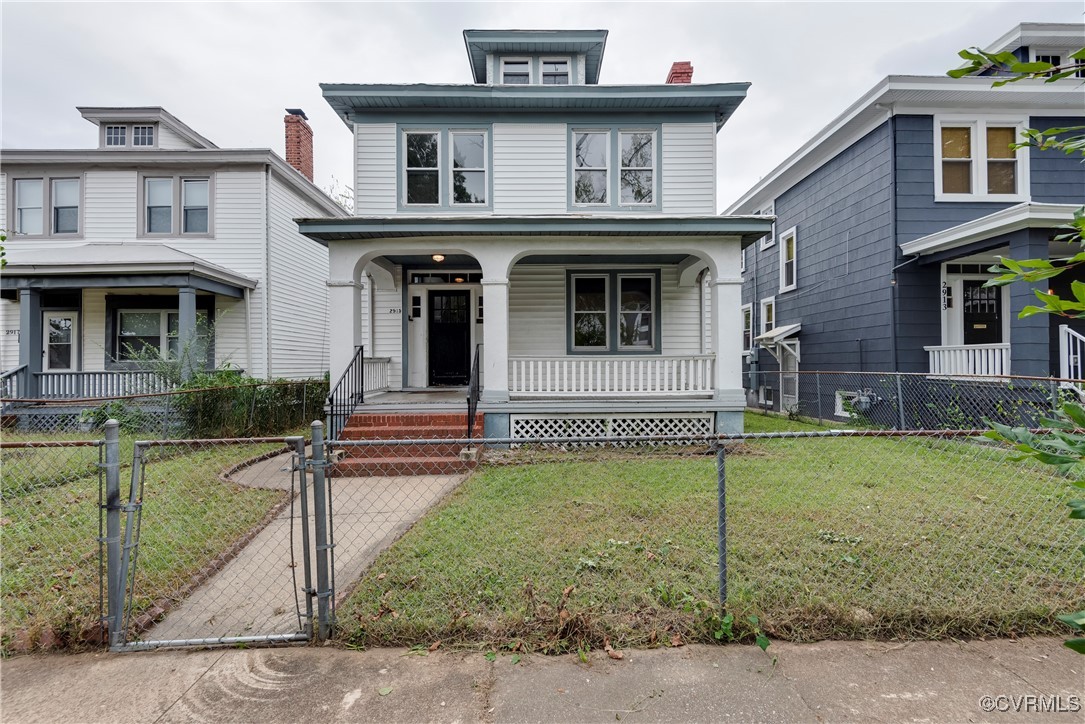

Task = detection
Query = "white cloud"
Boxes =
[3,1,1080,209]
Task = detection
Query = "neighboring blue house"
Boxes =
[298,28,772,454]
[726,22,1085,415]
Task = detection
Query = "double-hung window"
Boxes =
[573,130,609,204]
[936,117,1027,201]
[501,59,530,84]
[405,132,440,205]
[182,179,209,233]
[52,179,80,234]
[741,304,753,352]
[14,179,43,235]
[757,203,776,250]
[570,271,659,353]
[117,310,209,362]
[778,227,797,292]
[450,131,486,205]
[145,178,173,233]
[542,59,569,84]
[760,297,776,336]
[619,131,654,205]
[142,175,212,235]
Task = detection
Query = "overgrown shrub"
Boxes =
[174,372,327,437]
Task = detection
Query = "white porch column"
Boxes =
[711,275,744,397]
[480,277,510,402]
[327,278,363,384]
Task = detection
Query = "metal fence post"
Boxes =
[310,421,332,640]
[716,440,727,608]
[103,420,123,647]
[896,373,906,430]
[114,442,144,649]
[816,372,823,424]
[291,436,315,638]
[1049,377,1060,414]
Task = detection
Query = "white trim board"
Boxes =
[900,202,1078,257]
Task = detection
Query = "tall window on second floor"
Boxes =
[620,132,654,205]
[405,132,440,205]
[451,131,486,205]
[14,179,43,235]
[52,179,80,234]
[182,179,209,233]
[936,118,1026,201]
[574,131,609,205]
[778,227,797,293]
[146,178,173,233]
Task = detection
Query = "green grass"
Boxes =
[337,416,1083,651]
[741,411,833,433]
[1,436,287,652]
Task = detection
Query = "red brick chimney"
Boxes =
[666,61,694,84]
[284,108,314,181]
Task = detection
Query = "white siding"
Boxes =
[84,171,138,238]
[157,125,201,150]
[372,277,403,388]
[213,296,250,371]
[493,124,567,214]
[0,300,19,371]
[81,289,107,371]
[355,124,397,213]
[0,172,6,230]
[661,123,716,215]
[507,264,703,358]
[266,173,331,379]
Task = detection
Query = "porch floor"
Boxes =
[362,389,468,408]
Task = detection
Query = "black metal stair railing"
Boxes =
[466,344,482,439]
[327,345,366,440]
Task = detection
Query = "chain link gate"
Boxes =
[101,423,333,651]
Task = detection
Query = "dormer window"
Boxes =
[133,126,155,146]
[501,59,530,84]
[542,59,569,85]
[105,126,127,147]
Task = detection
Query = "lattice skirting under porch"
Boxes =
[509,413,713,443]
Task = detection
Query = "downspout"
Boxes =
[264,164,273,379]
[244,288,253,375]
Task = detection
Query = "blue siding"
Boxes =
[1030,116,1085,204]
[741,120,895,402]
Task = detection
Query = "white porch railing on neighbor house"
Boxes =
[35,370,174,399]
[1059,325,1085,394]
[924,343,1011,377]
[508,355,715,397]
[363,357,392,394]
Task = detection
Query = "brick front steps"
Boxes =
[331,413,484,476]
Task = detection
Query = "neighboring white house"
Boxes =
[298,29,771,437]
[1,107,347,398]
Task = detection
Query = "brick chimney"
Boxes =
[284,108,314,181]
[666,61,694,84]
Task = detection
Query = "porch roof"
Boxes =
[296,214,773,246]
[0,243,258,298]
[899,202,1078,258]
[754,322,801,345]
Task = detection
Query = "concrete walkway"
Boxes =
[2,639,1081,722]
[146,450,466,642]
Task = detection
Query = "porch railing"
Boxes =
[363,356,392,395]
[1059,325,1085,394]
[327,348,392,440]
[34,370,174,399]
[508,355,715,397]
[1,365,28,402]
[924,344,1010,377]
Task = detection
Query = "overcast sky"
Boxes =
[2,1,1081,210]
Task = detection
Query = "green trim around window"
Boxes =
[565,269,662,355]
[397,123,494,212]
[567,124,662,212]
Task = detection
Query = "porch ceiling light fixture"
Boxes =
[432,254,445,262]
[454,277,465,283]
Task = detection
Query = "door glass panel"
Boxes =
[962,281,1002,345]
[46,316,75,370]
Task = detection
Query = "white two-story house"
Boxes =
[298,29,770,442]
[1,107,346,400]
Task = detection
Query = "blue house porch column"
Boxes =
[18,289,42,398]
[178,287,198,380]
[1007,229,1050,377]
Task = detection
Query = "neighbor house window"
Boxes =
[450,131,486,205]
[52,178,80,234]
[145,178,173,233]
[573,130,608,204]
[571,275,609,349]
[741,303,753,352]
[105,125,127,146]
[404,131,440,205]
[542,59,569,84]
[760,297,775,335]
[619,131,654,205]
[501,59,530,84]
[936,118,1026,200]
[14,179,43,235]
[618,275,655,349]
[758,203,776,250]
[117,309,208,362]
[779,226,797,292]
[133,125,155,146]
[182,179,209,233]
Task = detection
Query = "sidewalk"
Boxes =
[2,639,1081,723]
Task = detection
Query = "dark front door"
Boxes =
[428,290,470,386]
[962,280,1002,345]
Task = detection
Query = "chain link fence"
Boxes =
[331,430,1083,650]
[747,370,1083,430]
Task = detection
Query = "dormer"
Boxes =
[463,29,608,85]
[77,107,218,150]
[974,22,1085,75]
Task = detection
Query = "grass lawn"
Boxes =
[1,435,289,652]
[336,413,1083,651]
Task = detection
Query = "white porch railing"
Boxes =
[924,343,1010,377]
[35,370,174,399]
[508,355,715,397]
[1059,325,1085,394]
[363,357,392,393]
